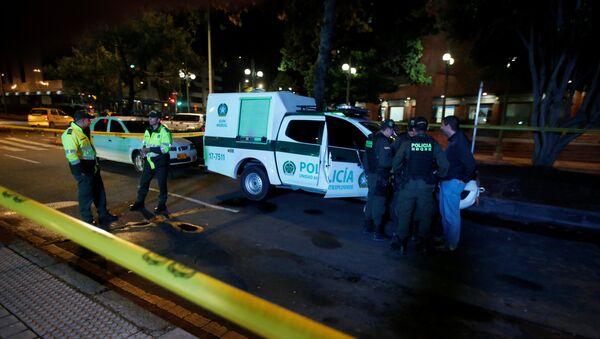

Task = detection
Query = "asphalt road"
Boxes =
[1,129,599,338]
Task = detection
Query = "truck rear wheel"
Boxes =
[241,166,270,201]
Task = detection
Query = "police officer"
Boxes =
[389,119,418,228]
[61,110,118,226]
[390,117,449,254]
[129,111,173,215]
[363,119,395,240]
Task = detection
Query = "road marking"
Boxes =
[0,139,43,150]
[3,154,40,163]
[45,201,79,209]
[6,137,63,149]
[149,188,239,213]
[0,146,24,152]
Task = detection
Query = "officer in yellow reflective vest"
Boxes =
[61,110,118,226]
[129,111,173,215]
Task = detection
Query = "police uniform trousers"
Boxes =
[74,171,109,224]
[136,161,169,206]
[365,173,387,227]
[394,179,435,239]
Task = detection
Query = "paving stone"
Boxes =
[95,290,171,332]
[6,329,38,339]
[45,262,107,295]
[0,322,28,337]
[156,327,197,339]
[0,314,19,327]
[8,239,56,268]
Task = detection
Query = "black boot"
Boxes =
[154,204,168,216]
[373,224,391,241]
[362,220,375,234]
[391,235,408,255]
[415,237,428,253]
[99,212,118,225]
[129,201,144,211]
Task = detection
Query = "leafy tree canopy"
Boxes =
[438,0,600,166]
[279,0,436,105]
[47,11,202,113]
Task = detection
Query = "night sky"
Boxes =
[1,0,282,80]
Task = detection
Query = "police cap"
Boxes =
[73,110,93,121]
[148,110,162,119]
[409,116,428,131]
[380,119,395,130]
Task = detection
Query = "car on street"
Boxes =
[162,112,204,132]
[27,107,73,128]
[90,116,198,172]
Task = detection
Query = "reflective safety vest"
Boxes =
[61,122,97,174]
[143,124,172,169]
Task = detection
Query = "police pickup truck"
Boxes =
[204,91,380,201]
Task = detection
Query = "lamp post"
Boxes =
[0,73,7,114]
[179,70,196,112]
[243,61,263,91]
[441,52,455,119]
[342,63,357,105]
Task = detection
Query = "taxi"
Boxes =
[90,116,197,172]
[27,107,73,128]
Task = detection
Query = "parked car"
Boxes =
[163,112,204,132]
[90,116,197,172]
[27,107,74,128]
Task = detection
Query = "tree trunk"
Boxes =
[531,131,582,166]
[313,0,335,111]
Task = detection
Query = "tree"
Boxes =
[313,0,336,110]
[440,0,600,166]
[48,11,202,114]
[279,0,435,106]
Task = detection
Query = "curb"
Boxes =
[469,197,600,231]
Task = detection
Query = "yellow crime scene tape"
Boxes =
[91,131,204,138]
[0,186,351,339]
[0,125,203,138]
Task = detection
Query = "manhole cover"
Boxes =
[170,221,205,233]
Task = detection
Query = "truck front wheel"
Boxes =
[241,166,270,201]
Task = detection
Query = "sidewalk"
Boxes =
[0,238,197,339]
[469,157,600,232]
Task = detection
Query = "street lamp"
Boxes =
[441,52,455,119]
[342,63,357,105]
[179,70,196,112]
[243,66,263,91]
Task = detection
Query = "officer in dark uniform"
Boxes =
[390,117,449,254]
[363,119,395,240]
[389,119,418,228]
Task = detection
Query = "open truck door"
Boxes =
[323,115,369,199]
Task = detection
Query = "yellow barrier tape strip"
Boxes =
[91,131,204,138]
[395,122,600,134]
[0,125,63,133]
[0,125,203,137]
[0,186,351,339]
